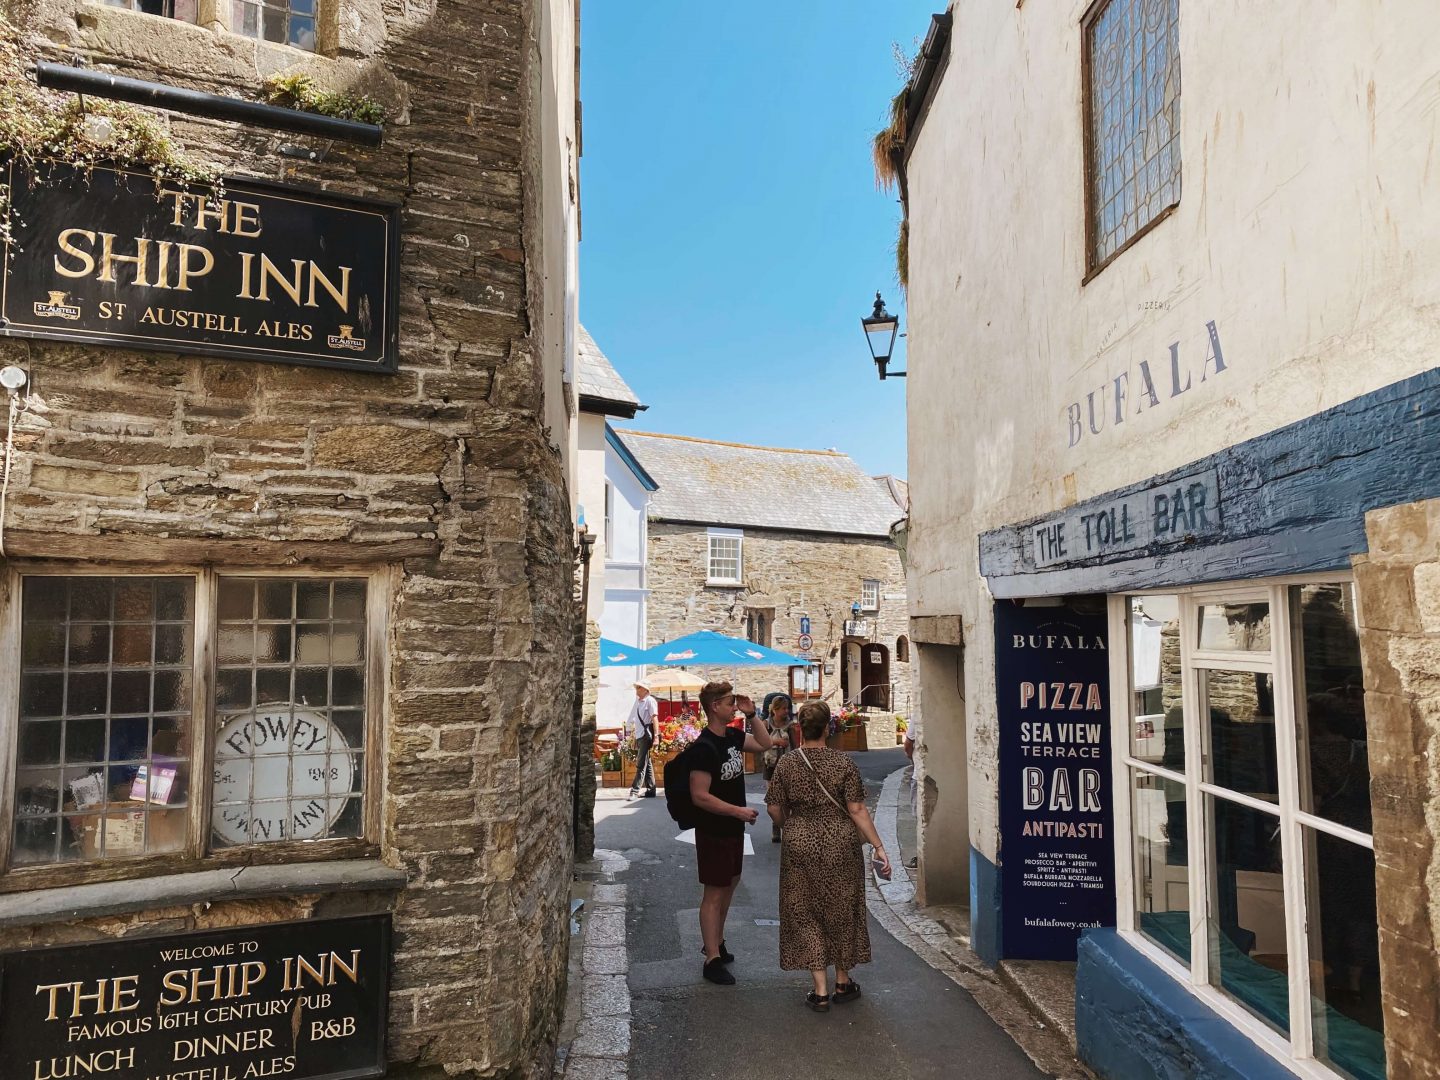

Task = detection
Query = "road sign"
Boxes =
[800,616,811,636]
[797,633,814,651]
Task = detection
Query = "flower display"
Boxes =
[621,708,702,759]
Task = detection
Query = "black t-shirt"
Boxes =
[693,727,747,837]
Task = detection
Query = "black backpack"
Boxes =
[663,741,708,830]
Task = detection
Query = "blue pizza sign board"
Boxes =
[994,599,1115,960]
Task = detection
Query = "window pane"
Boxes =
[1202,669,1279,802]
[1128,595,1183,766]
[1197,602,1271,652]
[1132,769,1189,964]
[1305,829,1385,1080]
[1206,795,1289,1037]
[1294,583,1370,834]
[12,577,194,867]
[1086,0,1181,264]
[211,578,367,850]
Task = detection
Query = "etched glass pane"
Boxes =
[11,577,194,866]
[1087,0,1181,264]
[212,577,367,849]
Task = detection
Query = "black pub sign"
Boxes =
[0,915,389,1080]
[0,157,399,372]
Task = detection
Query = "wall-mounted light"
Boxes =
[861,292,905,380]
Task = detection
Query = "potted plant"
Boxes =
[895,715,909,745]
[598,748,626,788]
[650,711,702,787]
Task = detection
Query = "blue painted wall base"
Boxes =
[969,845,1002,967]
[1076,930,1294,1080]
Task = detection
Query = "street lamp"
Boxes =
[861,292,905,380]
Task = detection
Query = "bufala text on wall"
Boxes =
[0,158,400,373]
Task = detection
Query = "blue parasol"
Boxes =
[643,630,807,668]
[598,638,646,667]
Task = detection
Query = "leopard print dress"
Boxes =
[765,746,871,972]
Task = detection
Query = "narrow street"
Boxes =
[594,747,1047,1080]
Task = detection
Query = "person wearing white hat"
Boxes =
[627,681,659,798]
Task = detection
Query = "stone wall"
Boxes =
[1353,500,1440,1080]
[646,522,912,715]
[0,0,579,1076]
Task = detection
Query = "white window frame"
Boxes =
[0,563,387,887]
[706,529,743,586]
[1108,574,1376,1080]
[860,579,881,612]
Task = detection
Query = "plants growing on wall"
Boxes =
[0,15,222,252]
[261,73,384,125]
[873,49,914,290]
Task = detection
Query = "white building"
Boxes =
[897,3,1440,1078]
[573,328,657,731]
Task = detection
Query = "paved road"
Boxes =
[596,746,1047,1080]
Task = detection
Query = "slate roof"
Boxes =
[576,325,644,416]
[615,431,904,538]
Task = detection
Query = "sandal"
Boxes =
[833,980,862,1004]
[806,992,831,1013]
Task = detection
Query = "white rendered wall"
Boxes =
[903,1,1440,866]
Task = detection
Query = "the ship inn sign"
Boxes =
[0,157,399,372]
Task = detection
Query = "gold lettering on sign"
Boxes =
[238,253,351,312]
[280,950,361,991]
[31,1048,135,1079]
[34,977,141,1021]
[165,192,266,237]
[53,229,97,278]
[97,233,152,287]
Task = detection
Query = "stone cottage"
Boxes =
[0,0,582,1076]
[615,430,911,732]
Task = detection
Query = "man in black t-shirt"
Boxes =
[689,680,774,985]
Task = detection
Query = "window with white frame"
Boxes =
[706,529,742,585]
[8,571,378,874]
[861,579,881,612]
[1115,581,1382,1079]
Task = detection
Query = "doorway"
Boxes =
[861,643,891,709]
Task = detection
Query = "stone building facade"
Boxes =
[895,3,1440,1078]
[618,432,911,722]
[0,0,581,1077]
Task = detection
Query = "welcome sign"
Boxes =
[0,916,389,1080]
[995,600,1115,960]
[0,157,399,372]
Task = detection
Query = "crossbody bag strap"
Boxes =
[797,748,848,815]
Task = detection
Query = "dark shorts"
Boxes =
[695,831,744,886]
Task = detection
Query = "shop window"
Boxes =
[860,579,880,612]
[1115,581,1384,1079]
[104,0,199,24]
[1083,0,1181,273]
[706,529,742,585]
[231,0,317,50]
[6,571,378,875]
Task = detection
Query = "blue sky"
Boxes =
[579,1,938,481]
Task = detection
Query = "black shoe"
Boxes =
[833,979,861,1004]
[643,790,657,798]
[806,992,831,1012]
[703,958,735,985]
[701,940,736,964]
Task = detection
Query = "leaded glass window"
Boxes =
[1085,0,1181,269]
[232,0,317,51]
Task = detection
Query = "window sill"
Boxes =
[0,859,407,930]
[705,580,743,589]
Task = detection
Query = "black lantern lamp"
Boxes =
[861,292,905,379]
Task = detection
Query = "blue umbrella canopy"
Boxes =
[644,630,806,668]
[598,638,646,667]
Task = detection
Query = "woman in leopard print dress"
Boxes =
[765,701,892,1011]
